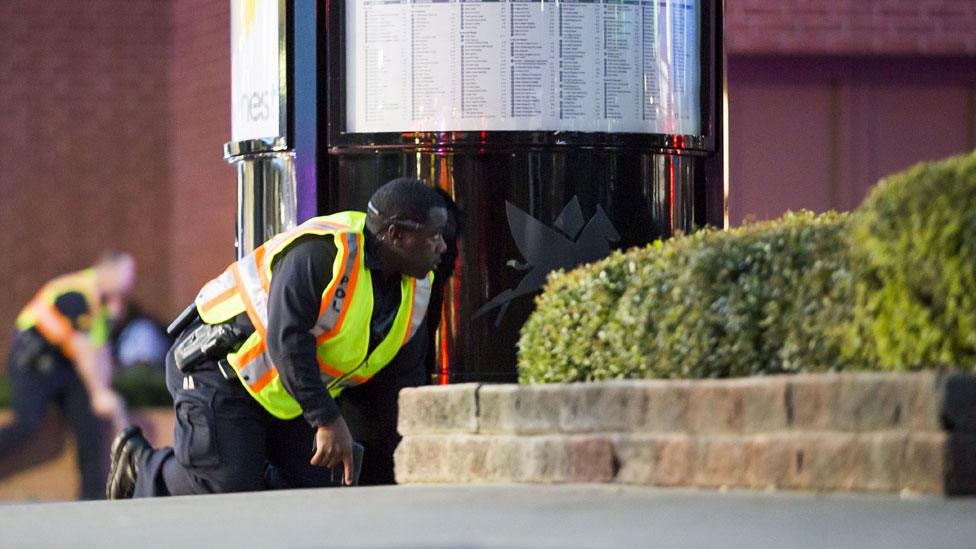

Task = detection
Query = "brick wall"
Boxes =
[727,56,976,224]
[0,2,173,363]
[725,1,976,225]
[168,0,235,310]
[0,1,232,367]
[727,0,976,56]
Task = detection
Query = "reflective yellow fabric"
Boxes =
[14,269,110,351]
[314,274,430,394]
[195,212,431,419]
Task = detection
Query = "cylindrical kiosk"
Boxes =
[311,0,725,383]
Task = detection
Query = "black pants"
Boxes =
[337,321,428,485]
[0,333,108,500]
[134,332,337,496]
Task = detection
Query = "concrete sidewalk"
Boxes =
[1,484,974,548]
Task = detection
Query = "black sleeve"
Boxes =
[54,292,92,332]
[266,236,342,427]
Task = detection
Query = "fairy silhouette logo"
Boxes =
[472,196,620,326]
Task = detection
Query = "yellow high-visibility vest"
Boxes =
[15,269,110,361]
[194,211,432,419]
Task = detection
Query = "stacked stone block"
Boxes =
[395,373,976,495]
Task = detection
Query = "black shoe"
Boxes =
[106,426,152,500]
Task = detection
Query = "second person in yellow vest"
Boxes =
[0,251,134,499]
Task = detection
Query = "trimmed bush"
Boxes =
[113,364,172,407]
[848,152,976,370]
[518,211,859,383]
[0,376,9,408]
[0,365,170,409]
[516,249,636,383]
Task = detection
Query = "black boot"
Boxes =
[106,426,152,499]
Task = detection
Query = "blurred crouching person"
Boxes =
[0,251,134,499]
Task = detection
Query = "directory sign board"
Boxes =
[231,0,286,141]
[346,0,700,135]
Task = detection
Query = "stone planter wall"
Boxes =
[395,373,976,495]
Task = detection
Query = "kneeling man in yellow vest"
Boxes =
[107,178,448,497]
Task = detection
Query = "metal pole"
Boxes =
[224,137,296,259]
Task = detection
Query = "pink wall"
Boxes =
[727,56,976,224]
[0,2,173,363]
[726,0,976,56]
[0,1,232,366]
[725,1,976,225]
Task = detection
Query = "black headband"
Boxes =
[367,200,426,230]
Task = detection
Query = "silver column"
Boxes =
[224,138,296,259]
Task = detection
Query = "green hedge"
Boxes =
[0,376,9,408]
[519,211,860,383]
[847,152,976,370]
[519,151,976,383]
[0,365,171,409]
[112,365,172,408]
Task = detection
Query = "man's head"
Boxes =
[94,250,136,297]
[366,178,449,278]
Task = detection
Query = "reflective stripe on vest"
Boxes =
[195,216,354,326]
[231,230,361,398]
[314,270,432,390]
[15,269,107,360]
[192,212,433,420]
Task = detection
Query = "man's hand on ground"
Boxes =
[311,416,354,485]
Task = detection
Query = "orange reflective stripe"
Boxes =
[231,263,266,337]
[61,336,79,362]
[317,356,369,385]
[255,246,271,293]
[400,278,417,345]
[328,234,362,337]
[198,284,238,314]
[317,357,344,378]
[31,299,78,360]
[316,234,362,344]
[308,219,351,231]
[249,367,278,393]
[32,300,74,344]
[237,339,267,366]
[318,237,350,318]
[404,275,432,345]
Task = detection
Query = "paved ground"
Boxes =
[1,484,975,548]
